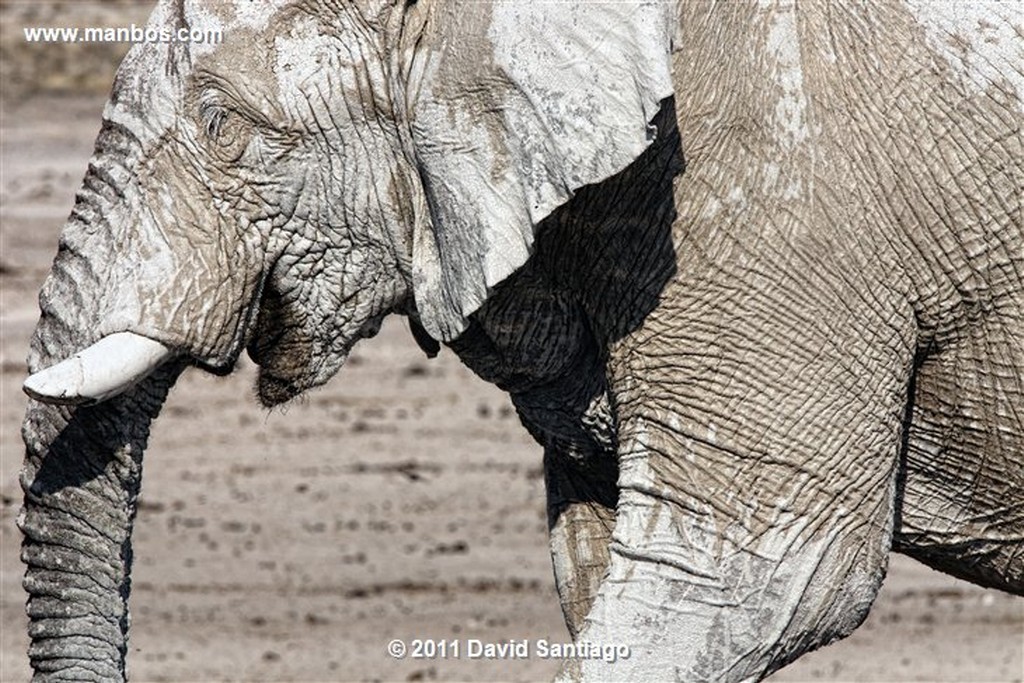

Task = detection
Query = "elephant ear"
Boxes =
[405,0,677,341]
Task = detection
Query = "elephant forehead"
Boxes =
[181,0,296,56]
[183,0,293,30]
[274,15,364,100]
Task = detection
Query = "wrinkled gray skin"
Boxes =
[20,1,1023,681]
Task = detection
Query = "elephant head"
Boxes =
[20,1,676,678]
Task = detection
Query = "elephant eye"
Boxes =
[200,102,255,163]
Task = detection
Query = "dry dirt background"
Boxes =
[0,2,1021,682]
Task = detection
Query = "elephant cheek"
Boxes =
[42,228,264,374]
[45,169,267,374]
[122,230,266,372]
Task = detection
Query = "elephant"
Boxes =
[18,0,1023,680]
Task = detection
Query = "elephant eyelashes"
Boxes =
[202,104,227,139]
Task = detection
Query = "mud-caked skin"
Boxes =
[571,4,1023,679]
[19,1,1022,681]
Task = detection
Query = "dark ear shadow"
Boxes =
[451,96,683,383]
[531,96,684,346]
[24,362,185,495]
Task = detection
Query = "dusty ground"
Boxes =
[1,4,1022,682]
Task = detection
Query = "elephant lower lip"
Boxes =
[255,370,304,407]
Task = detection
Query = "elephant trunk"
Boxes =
[19,192,185,681]
[20,379,180,682]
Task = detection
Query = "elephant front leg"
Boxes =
[560,414,899,682]
[544,448,618,637]
[556,289,919,680]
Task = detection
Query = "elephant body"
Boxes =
[19,1,1022,681]
[447,3,1023,678]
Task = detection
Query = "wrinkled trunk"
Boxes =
[21,373,181,682]
[19,204,185,681]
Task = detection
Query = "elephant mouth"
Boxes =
[244,273,310,406]
[244,273,387,408]
[247,316,384,408]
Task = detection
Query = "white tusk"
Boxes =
[23,332,174,406]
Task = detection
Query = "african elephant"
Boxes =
[19,0,1023,680]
